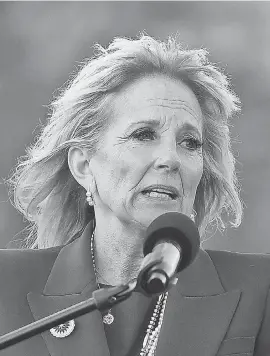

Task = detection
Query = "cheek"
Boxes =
[109,146,149,184]
[182,158,203,194]
[93,148,143,195]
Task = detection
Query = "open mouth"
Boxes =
[141,190,178,200]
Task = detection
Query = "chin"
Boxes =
[134,207,181,228]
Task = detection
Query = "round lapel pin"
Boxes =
[50,319,75,338]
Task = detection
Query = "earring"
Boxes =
[190,209,196,222]
[86,186,94,206]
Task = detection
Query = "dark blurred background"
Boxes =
[0,1,269,252]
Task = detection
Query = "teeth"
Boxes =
[144,191,173,200]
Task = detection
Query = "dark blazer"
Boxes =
[0,219,270,356]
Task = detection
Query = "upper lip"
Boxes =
[141,184,180,199]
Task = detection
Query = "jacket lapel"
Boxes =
[27,220,110,356]
[27,219,242,356]
[155,248,241,356]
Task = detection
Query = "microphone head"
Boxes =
[143,212,200,272]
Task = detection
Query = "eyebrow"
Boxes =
[128,120,202,138]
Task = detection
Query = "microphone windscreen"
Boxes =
[143,212,200,272]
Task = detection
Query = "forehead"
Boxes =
[110,74,202,127]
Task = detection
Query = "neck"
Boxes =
[92,212,146,286]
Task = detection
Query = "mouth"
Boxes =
[141,185,179,201]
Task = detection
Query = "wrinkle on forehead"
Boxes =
[147,97,202,123]
[110,74,203,130]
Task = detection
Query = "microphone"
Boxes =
[137,212,200,296]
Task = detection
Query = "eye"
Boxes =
[131,127,156,141]
[181,136,203,151]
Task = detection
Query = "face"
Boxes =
[89,74,203,229]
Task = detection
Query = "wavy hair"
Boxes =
[6,34,243,248]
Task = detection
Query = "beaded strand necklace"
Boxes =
[90,231,168,355]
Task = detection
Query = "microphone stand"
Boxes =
[0,280,137,350]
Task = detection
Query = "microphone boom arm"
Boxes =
[0,281,137,351]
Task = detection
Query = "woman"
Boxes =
[1,34,269,356]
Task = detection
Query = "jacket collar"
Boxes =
[43,220,96,296]
[27,220,110,356]
[156,248,241,356]
[27,220,241,356]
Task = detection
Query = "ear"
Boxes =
[68,147,93,191]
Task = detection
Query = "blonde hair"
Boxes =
[7,34,243,248]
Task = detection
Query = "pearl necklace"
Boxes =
[90,231,168,355]
[90,231,115,324]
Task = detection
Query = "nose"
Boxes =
[153,143,181,173]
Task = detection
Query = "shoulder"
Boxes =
[207,248,270,270]
[206,249,270,289]
[0,245,62,269]
[0,245,62,293]
[205,250,270,355]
